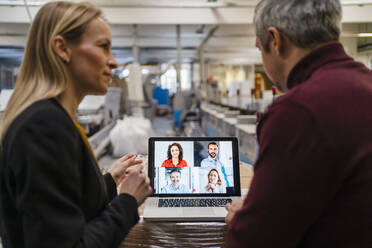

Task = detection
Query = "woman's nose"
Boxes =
[108,54,118,69]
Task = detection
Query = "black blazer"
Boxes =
[0,98,139,248]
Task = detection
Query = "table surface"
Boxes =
[120,162,253,247]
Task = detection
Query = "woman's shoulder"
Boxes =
[178,160,188,167]
[202,185,209,193]
[12,98,71,128]
[4,98,76,147]
[216,184,226,193]
[161,158,172,167]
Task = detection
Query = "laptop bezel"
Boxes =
[148,136,241,197]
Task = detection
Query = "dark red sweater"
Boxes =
[228,43,372,247]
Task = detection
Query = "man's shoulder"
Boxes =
[265,61,372,131]
[161,184,170,192]
[180,184,189,192]
[200,158,209,165]
[216,159,223,166]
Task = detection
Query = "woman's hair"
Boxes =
[254,0,342,51]
[167,143,183,161]
[0,1,102,145]
[208,169,222,185]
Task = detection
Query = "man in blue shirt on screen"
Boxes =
[201,142,230,187]
[161,169,189,193]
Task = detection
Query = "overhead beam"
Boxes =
[2,3,372,24]
[0,0,258,8]
[342,5,372,23]
[0,6,255,24]
[341,0,372,5]
[0,35,26,46]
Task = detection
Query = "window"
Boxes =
[160,63,191,94]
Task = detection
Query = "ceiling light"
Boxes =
[358,33,372,37]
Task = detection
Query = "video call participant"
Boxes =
[202,169,226,193]
[161,142,188,167]
[161,169,189,193]
[201,142,230,187]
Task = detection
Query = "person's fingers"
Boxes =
[131,163,144,173]
[225,213,233,224]
[225,202,231,210]
[125,159,143,168]
[137,172,145,182]
[147,186,153,196]
[119,154,135,162]
[134,159,143,165]
[121,162,142,178]
[119,162,140,180]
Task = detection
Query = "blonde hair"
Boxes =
[0,1,101,145]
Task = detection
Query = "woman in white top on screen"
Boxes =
[202,169,226,193]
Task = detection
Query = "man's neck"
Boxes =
[282,41,339,90]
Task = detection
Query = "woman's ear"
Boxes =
[51,35,71,64]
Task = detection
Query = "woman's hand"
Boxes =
[209,183,216,190]
[119,164,152,206]
[109,154,142,186]
[206,183,216,192]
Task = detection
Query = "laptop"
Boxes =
[143,137,241,221]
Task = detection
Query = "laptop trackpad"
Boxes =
[183,208,214,217]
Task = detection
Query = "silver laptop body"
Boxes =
[143,137,241,221]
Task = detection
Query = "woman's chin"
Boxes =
[96,86,108,95]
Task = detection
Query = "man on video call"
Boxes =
[201,142,230,187]
[225,0,372,247]
[161,169,189,194]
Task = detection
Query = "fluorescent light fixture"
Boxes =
[342,0,372,5]
[141,68,149,74]
[341,32,372,37]
[358,33,372,37]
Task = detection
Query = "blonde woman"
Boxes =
[0,2,152,247]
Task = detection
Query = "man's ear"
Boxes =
[51,35,71,64]
[267,27,283,56]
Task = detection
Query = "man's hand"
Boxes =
[225,198,244,225]
[109,154,142,185]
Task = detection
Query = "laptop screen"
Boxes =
[148,137,241,197]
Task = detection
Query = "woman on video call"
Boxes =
[202,169,226,193]
[161,142,188,167]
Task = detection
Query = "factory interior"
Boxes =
[1,0,372,246]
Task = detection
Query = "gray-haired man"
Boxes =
[226,0,372,247]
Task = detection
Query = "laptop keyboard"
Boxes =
[158,198,232,207]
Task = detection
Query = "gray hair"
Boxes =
[254,0,342,51]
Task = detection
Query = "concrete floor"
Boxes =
[151,115,176,136]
